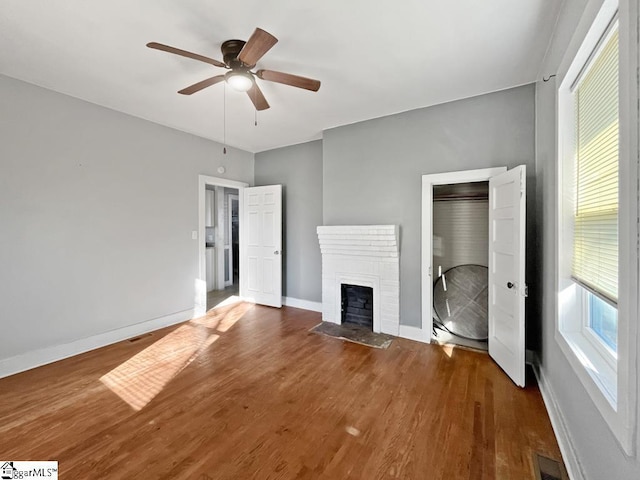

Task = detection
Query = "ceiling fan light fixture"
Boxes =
[225,71,253,92]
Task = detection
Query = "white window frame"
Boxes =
[582,291,618,366]
[556,0,638,455]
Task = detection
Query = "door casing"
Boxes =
[421,167,506,340]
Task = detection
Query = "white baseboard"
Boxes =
[399,325,430,343]
[0,308,195,379]
[532,358,585,480]
[282,297,322,312]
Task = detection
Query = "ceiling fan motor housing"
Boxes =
[221,39,248,68]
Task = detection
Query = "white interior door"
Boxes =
[488,165,526,387]
[243,185,282,307]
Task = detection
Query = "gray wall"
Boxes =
[322,85,536,330]
[255,140,323,302]
[535,0,640,478]
[0,74,254,361]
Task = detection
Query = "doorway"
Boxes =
[421,167,506,340]
[205,187,240,310]
[432,181,490,351]
[197,176,284,315]
[197,175,248,317]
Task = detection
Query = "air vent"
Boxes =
[533,453,568,480]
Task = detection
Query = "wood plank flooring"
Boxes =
[0,302,562,479]
[207,284,239,310]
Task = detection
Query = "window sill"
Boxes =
[556,328,617,409]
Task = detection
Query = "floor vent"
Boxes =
[533,453,569,480]
[128,333,152,343]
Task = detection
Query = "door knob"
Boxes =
[274,250,280,255]
[507,282,515,289]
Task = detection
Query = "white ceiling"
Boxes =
[0,0,561,153]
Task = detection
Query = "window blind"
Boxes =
[572,26,619,305]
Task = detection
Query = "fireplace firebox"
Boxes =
[341,284,374,328]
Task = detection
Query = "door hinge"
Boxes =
[523,284,529,297]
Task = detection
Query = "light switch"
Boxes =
[191,231,198,240]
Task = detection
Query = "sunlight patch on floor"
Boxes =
[345,426,361,437]
[440,344,455,358]
[100,324,219,410]
[214,295,242,309]
[101,300,252,411]
[191,299,252,332]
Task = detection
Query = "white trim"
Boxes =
[555,328,617,405]
[533,359,586,480]
[282,297,323,312]
[227,193,239,287]
[569,13,620,92]
[399,325,430,343]
[215,186,226,290]
[198,175,249,317]
[558,1,620,88]
[0,308,195,379]
[421,167,507,342]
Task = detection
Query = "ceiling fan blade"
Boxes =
[256,70,321,92]
[246,82,270,110]
[178,75,225,95]
[147,42,227,68]
[238,28,278,66]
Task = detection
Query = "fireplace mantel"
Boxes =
[317,225,400,335]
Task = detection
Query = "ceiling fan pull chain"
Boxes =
[223,83,227,154]
[254,88,258,126]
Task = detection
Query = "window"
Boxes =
[559,11,619,379]
[587,291,617,351]
[558,15,620,406]
[572,22,619,353]
[556,0,636,454]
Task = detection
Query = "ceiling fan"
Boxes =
[147,28,321,111]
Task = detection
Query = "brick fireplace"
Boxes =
[317,225,400,335]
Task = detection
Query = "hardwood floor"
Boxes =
[0,302,562,479]
[207,283,239,310]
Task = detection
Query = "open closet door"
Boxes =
[243,185,282,308]
[488,165,526,387]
